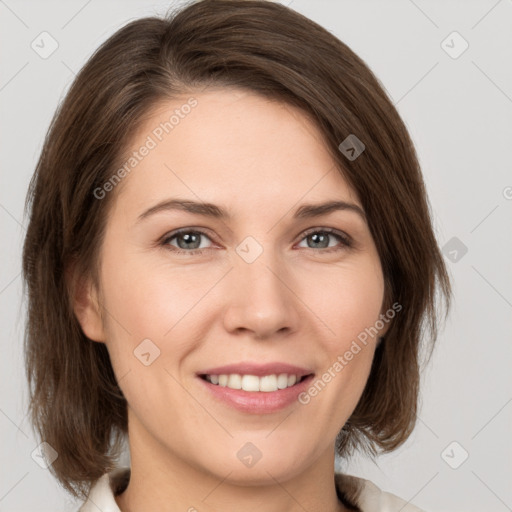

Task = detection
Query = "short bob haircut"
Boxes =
[22,0,451,501]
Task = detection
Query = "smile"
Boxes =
[200,373,310,392]
[197,372,315,414]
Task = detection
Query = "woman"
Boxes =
[21,1,451,511]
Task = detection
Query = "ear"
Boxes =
[66,262,106,343]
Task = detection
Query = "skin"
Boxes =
[74,88,388,512]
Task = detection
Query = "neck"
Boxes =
[115,415,350,512]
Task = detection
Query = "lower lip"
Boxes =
[196,374,315,414]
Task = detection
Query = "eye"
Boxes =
[296,228,352,253]
[161,228,214,255]
[160,227,351,256]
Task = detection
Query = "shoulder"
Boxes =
[335,472,426,512]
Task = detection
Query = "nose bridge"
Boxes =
[235,238,289,306]
[223,236,299,337]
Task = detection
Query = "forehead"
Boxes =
[113,88,360,217]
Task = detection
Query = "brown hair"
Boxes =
[22,0,451,501]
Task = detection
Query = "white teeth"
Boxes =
[277,373,288,389]
[260,374,277,392]
[204,373,304,392]
[227,374,242,389]
[242,374,260,392]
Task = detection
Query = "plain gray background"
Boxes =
[1,1,511,511]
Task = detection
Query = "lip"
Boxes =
[197,362,313,378]
[196,362,315,414]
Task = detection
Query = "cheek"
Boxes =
[97,259,206,414]
[97,251,228,394]
[307,259,385,350]
[101,253,214,342]
[300,265,384,425]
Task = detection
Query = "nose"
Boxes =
[222,250,301,340]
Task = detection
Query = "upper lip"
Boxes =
[197,362,314,378]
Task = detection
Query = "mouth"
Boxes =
[195,362,315,413]
[198,372,313,393]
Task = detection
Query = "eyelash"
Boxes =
[159,227,352,256]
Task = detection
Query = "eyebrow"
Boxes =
[136,198,366,223]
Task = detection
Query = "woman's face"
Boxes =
[79,88,387,485]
